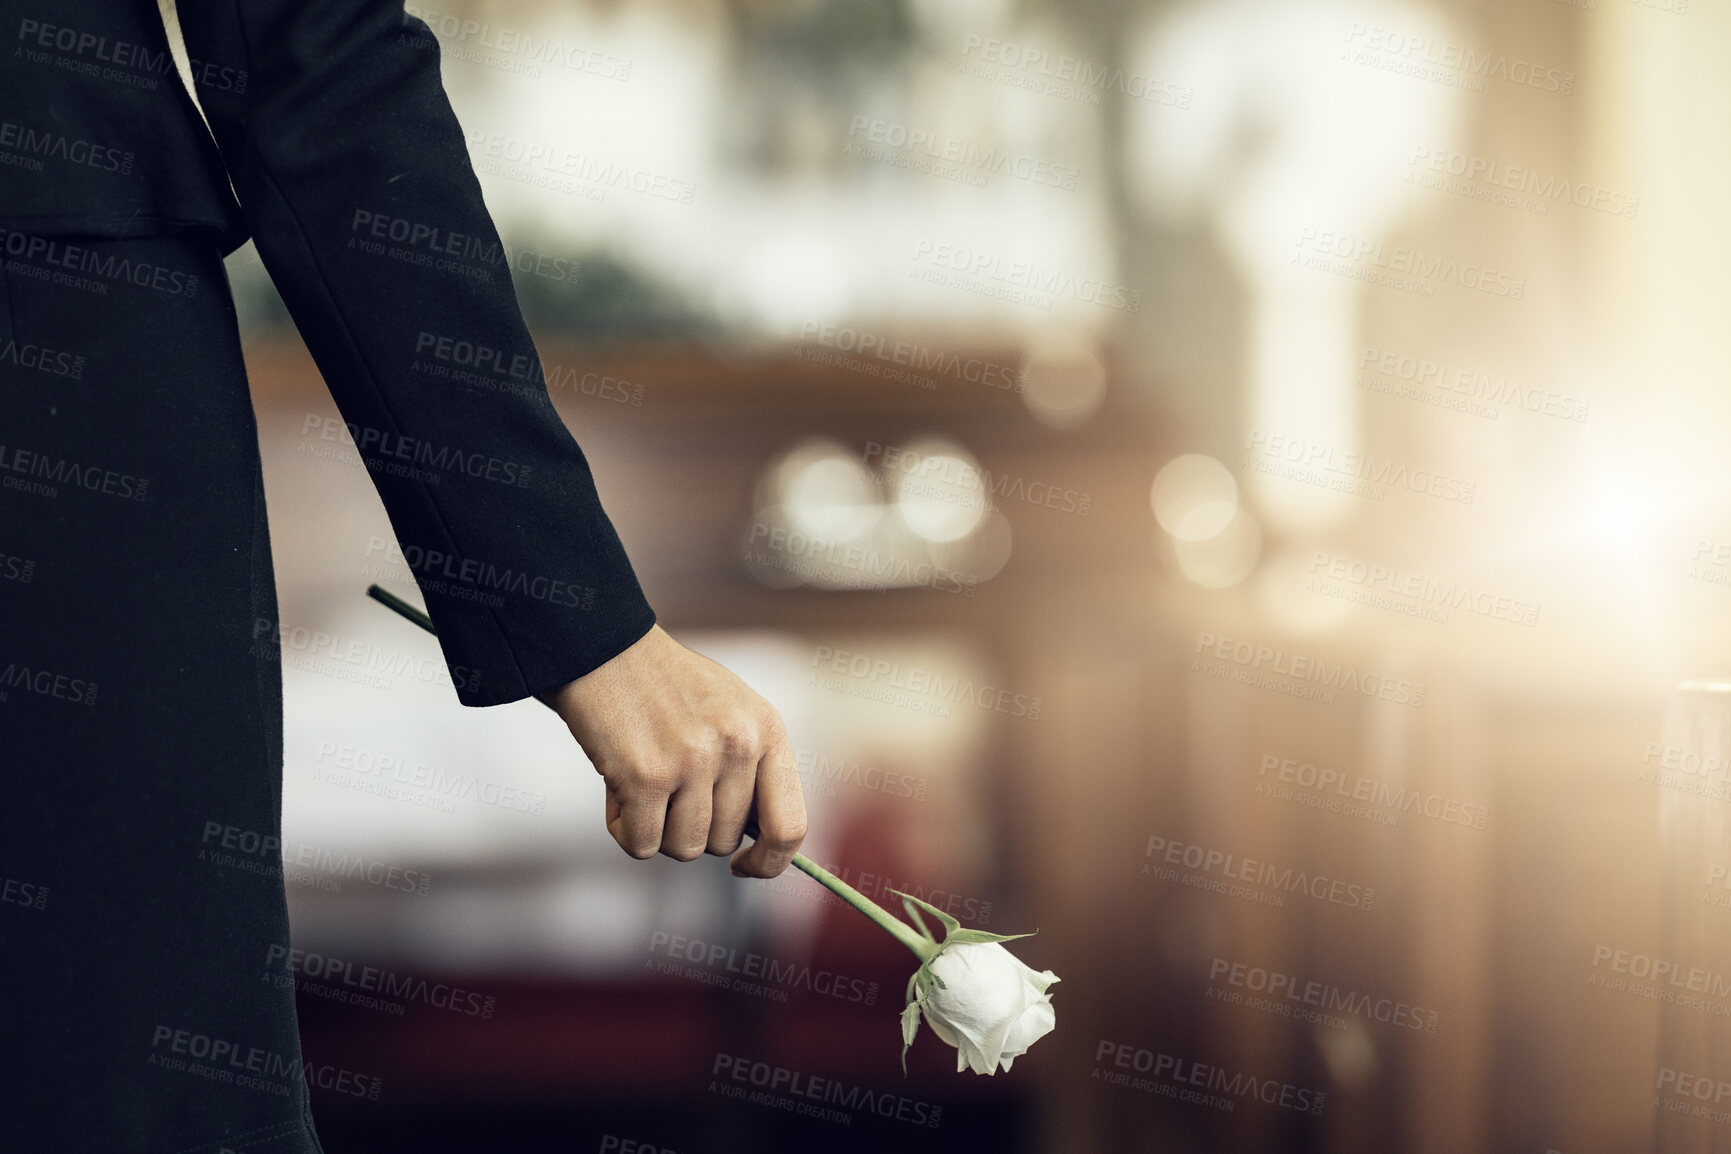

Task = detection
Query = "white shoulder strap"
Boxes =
[155,0,244,210]
[156,0,214,133]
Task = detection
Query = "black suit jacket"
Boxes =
[0,0,656,706]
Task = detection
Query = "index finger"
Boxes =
[729,734,807,878]
[608,781,670,860]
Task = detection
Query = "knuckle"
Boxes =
[665,843,705,863]
[680,717,761,775]
[758,711,788,747]
[678,730,719,768]
[629,763,681,797]
[713,716,758,759]
[769,816,808,851]
[708,819,746,853]
[621,839,658,861]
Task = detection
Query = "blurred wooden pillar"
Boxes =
[1002,612,1186,1154]
[1403,684,1492,1154]
[1654,684,1731,1153]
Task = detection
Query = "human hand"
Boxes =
[539,625,807,877]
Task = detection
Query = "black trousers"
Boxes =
[0,231,324,1152]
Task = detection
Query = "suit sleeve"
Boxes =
[170,0,656,706]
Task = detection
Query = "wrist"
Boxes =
[537,622,665,712]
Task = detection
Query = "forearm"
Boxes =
[177,0,654,701]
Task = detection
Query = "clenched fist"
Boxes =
[539,625,807,877]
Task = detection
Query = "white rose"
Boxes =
[913,941,1060,1075]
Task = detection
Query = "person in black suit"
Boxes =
[0,1,806,1149]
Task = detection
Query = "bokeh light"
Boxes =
[768,437,884,542]
[1173,506,1261,588]
[1151,453,1239,541]
[888,437,990,544]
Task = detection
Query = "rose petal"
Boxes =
[917,942,1059,1076]
[1000,993,1057,1059]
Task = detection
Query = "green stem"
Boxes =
[789,851,937,962]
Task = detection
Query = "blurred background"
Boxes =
[228,0,1731,1149]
